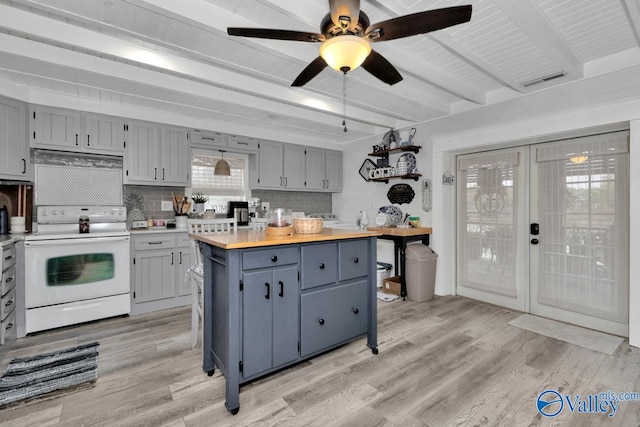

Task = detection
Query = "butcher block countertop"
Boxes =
[191,228,382,249]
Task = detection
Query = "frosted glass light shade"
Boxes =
[320,35,372,72]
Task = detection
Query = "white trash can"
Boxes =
[405,244,437,302]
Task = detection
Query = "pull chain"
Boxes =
[342,70,348,132]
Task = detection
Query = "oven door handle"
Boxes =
[25,236,130,246]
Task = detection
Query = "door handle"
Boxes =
[278,281,284,297]
[265,282,270,299]
[531,238,539,245]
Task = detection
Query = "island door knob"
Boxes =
[319,263,325,269]
[271,255,278,262]
[318,318,325,325]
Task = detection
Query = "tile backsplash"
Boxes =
[124,185,185,220]
[251,190,331,214]
[123,186,332,220]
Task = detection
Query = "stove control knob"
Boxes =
[60,210,66,215]
[51,209,57,215]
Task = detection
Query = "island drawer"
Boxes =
[301,242,338,290]
[242,247,298,270]
[339,239,369,281]
[300,280,368,356]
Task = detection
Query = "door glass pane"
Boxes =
[458,159,519,297]
[47,254,114,286]
[536,151,629,323]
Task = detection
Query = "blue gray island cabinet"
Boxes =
[192,229,382,415]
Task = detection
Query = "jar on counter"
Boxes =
[79,216,90,233]
[147,217,154,227]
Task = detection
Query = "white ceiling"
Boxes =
[0,0,639,148]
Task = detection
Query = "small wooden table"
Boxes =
[368,226,433,299]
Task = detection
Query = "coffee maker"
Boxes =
[248,197,261,217]
[227,201,249,226]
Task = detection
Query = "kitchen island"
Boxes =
[192,228,381,415]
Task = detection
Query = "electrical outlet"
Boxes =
[261,202,270,211]
[161,201,174,211]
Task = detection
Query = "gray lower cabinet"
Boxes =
[242,265,299,378]
[1,243,17,345]
[200,236,378,414]
[130,233,191,314]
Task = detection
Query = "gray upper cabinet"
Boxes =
[85,113,126,153]
[305,147,343,192]
[30,106,125,154]
[191,129,227,149]
[124,120,159,183]
[0,97,30,180]
[256,140,284,189]
[283,144,306,190]
[125,122,190,186]
[159,125,190,185]
[228,135,258,153]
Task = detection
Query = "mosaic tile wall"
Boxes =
[251,190,332,215]
[123,187,332,220]
[124,185,186,220]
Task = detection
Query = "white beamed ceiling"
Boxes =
[0,0,638,148]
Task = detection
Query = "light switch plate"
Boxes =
[261,202,270,211]
[161,201,174,211]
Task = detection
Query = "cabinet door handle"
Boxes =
[75,134,79,145]
[353,257,359,263]
[319,263,325,269]
[265,282,270,299]
[285,177,288,187]
[271,255,278,263]
[154,168,157,180]
[326,179,329,188]
[318,318,325,325]
[5,300,13,307]
[5,277,13,283]
[179,251,183,264]
[87,134,90,146]
[22,158,26,174]
[352,308,359,314]
[171,252,174,265]
[280,177,283,186]
[278,281,284,297]
[162,168,165,180]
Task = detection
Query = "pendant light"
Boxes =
[214,150,231,176]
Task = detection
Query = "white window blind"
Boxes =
[189,152,248,213]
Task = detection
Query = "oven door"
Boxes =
[24,235,130,308]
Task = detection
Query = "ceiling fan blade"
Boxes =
[227,28,325,42]
[291,57,328,87]
[329,0,361,31]
[365,5,472,42]
[361,50,403,86]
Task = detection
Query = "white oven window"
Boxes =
[47,253,115,286]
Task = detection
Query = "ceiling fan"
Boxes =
[227,0,472,87]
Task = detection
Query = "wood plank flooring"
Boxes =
[1,296,640,426]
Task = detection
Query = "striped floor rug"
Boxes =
[0,342,99,408]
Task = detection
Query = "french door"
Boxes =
[456,131,629,336]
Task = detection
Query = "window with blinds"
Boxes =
[190,151,248,214]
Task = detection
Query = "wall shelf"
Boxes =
[368,145,421,157]
[369,173,422,184]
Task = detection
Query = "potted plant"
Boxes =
[191,193,208,214]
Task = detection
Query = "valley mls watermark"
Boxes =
[537,389,640,418]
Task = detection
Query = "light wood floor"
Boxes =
[1,296,640,426]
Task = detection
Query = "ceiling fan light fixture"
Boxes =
[214,150,231,176]
[319,35,371,72]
